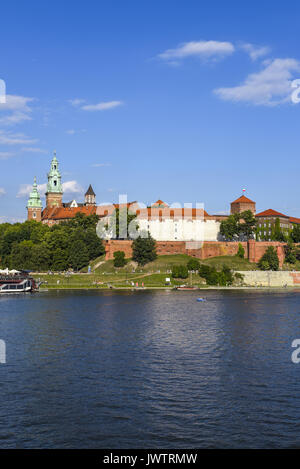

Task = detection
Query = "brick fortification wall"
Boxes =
[105,239,288,266]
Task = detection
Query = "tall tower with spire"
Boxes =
[27,177,42,221]
[45,151,63,208]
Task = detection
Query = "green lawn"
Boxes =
[35,254,255,289]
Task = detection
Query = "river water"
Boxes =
[0,289,300,448]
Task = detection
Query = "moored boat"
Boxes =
[0,272,39,293]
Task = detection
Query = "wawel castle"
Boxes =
[27,153,300,241]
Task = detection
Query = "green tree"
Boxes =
[238,210,256,239]
[187,258,200,271]
[258,246,279,271]
[68,240,89,271]
[132,233,157,266]
[220,214,240,240]
[284,241,296,264]
[291,224,300,243]
[113,251,126,267]
[172,265,188,279]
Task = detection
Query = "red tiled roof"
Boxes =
[289,217,300,224]
[231,195,255,204]
[256,209,289,218]
[42,206,96,220]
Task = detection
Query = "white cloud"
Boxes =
[91,163,111,167]
[0,94,35,125]
[158,40,235,63]
[66,129,76,135]
[240,43,271,61]
[0,130,38,145]
[214,58,300,106]
[81,101,123,111]
[0,151,15,160]
[0,187,6,196]
[62,180,83,194]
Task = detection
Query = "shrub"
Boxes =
[187,258,200,271]
[258,246,279,271]
[199,263,234,286]
[236,243,245,259]
[172,264,189,279]
[113,250,126,267]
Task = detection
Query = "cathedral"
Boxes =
[27,152,97,226]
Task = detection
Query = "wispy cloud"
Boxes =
[0,130,38,145]
[21,147,47,154]
[81,101,123,111]
[240,43,271,61]
[0,94,35,125]
[158,40,235,63]
[214,58,300,106]
[0,187,6,196]
[91,163,111,167]
[69,98,86,107]
[69,98,123,112]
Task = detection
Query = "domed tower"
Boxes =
[27,177,42,221]
[45,151,63,208]
[85,184,96,206]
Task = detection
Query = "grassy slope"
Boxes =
[36,254,255,289]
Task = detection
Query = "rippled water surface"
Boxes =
[0,289,300,448]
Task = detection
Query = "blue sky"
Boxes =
[0,0,300,222]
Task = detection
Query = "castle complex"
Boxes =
[27,153,300,242]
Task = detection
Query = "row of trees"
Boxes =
[220,210,300,243]
[0,213,105,271]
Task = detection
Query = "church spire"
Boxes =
[45,151,63,208]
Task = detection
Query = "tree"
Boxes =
[258,246,279,271]
[236,243,245,259]
[220,214,240,240]
[68,240,89,271]
[291,224,300,243]
[187,258,200,271]
[284,241,296,264]
[172,265,188,279]
[238,210,256,239]
[113,251,126,267]
[220,210,256,241]
[132,233,157,266]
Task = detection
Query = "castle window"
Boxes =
[54,180,57,186]
[33,212,36,218]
